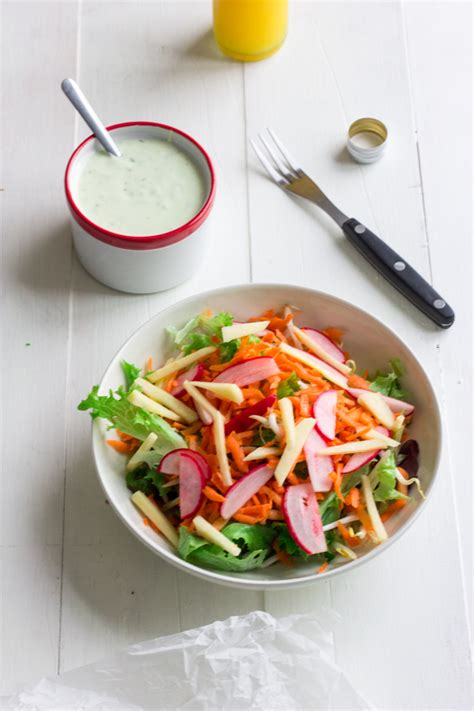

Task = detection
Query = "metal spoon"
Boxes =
[61,78,121,157]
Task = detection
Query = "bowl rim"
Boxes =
[92,282,442,590]
[65,121,216,251]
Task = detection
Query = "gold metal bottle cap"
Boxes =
[347,117,388,164]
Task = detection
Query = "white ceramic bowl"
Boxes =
[92,284,441,589]
[65,122,215,294]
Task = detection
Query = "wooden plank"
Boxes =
[60,0,250,673]
[404,0,472,639]
[244,2,471,708]
[0,0,78,693]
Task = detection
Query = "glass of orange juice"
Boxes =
[213,0,288,62]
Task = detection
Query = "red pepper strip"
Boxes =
[224,395,276,435]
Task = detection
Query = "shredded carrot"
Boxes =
[336,521,361,546]
[144,356,153,373]
[267,510,284,521]
[330,464,344,502]
[213,517,228,530]
[355,501,373,532]
[202,486,225,503]
[317,561,329,574]
[233,513,261,524]
[345,487,360,509]
[347,373,371,390]
[165,379,177,393]
[260,485,282,506]
[397,467,409,496]
[300,393,310,417]
[268,315,291,332]
[237,504,271,518]
[275,548,293,566]
[381,499,407,522]
[226,432,248,473]
[106,439,133,455]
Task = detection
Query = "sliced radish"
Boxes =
[160,448,211,481]
[304,428,333,492]
[178,452,206,519]
[342,426,389,474]
[171,363,205,398]
[346,387,415,415]
[213,357,279,387]
[300,327,345,363]
[313,390,337,441]
[283,483,327,555]
[220,464,274,519]
[224,395,276,435]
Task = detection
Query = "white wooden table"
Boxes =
[2,2,472,708]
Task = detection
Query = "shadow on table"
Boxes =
[184,29,226,62]
[15,219,149,300]
[34,437,264,653]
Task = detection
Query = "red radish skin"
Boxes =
[220,464,274,519]
[346,387,415,415]
[313,390,338,441]
[178,451,206,519]
[301,327,345,363]
[283,483,327,554]
[160,448,211,481]
[224,395,276,435]
[304,428,334,492]
[341,426,389,474]
[171,363,205,398]
[213,357,279,387]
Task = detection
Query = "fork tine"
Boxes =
[258,132,296,182]
[267,128,301,175]
[249,139,287,185]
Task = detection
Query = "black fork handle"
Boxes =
[342,218,455,329]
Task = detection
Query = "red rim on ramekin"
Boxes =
[65,121,216,251]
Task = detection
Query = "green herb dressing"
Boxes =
[76,137,206,236]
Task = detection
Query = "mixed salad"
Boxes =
[79,306,424,574]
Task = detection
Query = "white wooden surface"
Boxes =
[1,1,472,708]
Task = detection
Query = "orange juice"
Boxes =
[213,0,288,62]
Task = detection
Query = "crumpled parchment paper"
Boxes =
[4,610,372,710]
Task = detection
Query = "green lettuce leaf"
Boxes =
[318,493,341,526]
[178,523,274,572]
[121,360,141,390]
[370,358,406,399]
[166,316,200,347]
[219,339,240,363]
[277,372,301,399]
[372,451,408,502]
[273,522,311,560]
[272,523,339,564]
[200,311,233,338]
[317,467,370,527]
[175,312,235,361]
[182,333,212,355]
[126,466,169,498]
[222,522,275,551]
[78,385,186,451]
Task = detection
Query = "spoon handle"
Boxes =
[61,78,121,157]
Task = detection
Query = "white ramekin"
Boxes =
[65,122,216,294]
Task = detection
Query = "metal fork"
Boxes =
[250,128,454,329]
